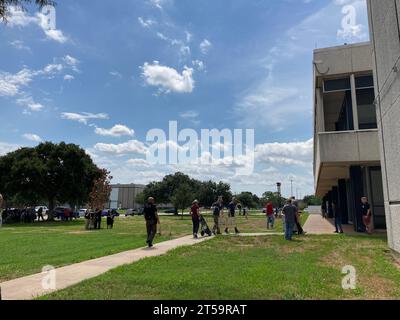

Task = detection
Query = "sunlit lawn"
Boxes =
[0,213,279,282]
[42,233,400,300]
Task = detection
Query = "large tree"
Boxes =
[170,183,193,220]
[89,169,112,210]
[1,0,55,22]
[0,142,101,220]
[236,192,260,209]
[261,191,286,208]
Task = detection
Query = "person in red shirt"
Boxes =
[190,200,200,239]
[266,201,275,229]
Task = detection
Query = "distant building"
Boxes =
[107,184,145,210]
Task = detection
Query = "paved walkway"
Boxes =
[303,213,336,234]
[0,235,212,300]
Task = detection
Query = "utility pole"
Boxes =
[290,178,294,198]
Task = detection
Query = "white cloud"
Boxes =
[22,133,42,142]
[63,55,80,73]
[64,74,75,81]
[9,40,31,52]
[192,60,205,71]
[126,158,151,168]
[141,61,194,93]
[255,139,313,167]
[0,142,19,156]
[138,17,156,28]
[94,140,148,155]
[200,39,212,54]
[17,96,45,112]
[7,6,68,43]
[0,62,65,98]
[61,112,109,125]
[109,71,122,79]
[95,125,135,137]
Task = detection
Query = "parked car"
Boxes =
[125,209,137,217]
[79,209,88,217]
[35,206,48,213]
[164,208,178,215]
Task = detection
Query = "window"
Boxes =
[356,75,377,129]
[324,77,351,92]
[323,77,353,131]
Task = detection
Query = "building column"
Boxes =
[338,179,349,224]
[349,166,365,232]
[327,191,333,218]
[350,74,360,130]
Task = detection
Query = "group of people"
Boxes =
[142,195,307,246]
[84,209,117,230]
[0,207,42,225]
[281,197,305,241]
[322,196,373,235]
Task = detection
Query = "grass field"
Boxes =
[42,233,400,300]
[0,213,279,282]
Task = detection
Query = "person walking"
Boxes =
[225,198,240,234]
[143,197,159,247]
[190,200,200,239]
[333,202,344,234]
[282,199,297,241]
[106,210,114,229]
[266,201,275,229]
[361,197,373,234]
[37,207,45,222]
[212,196,223,235]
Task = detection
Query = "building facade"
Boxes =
[367,0,400,253]
[313,42,386,232]
[107,184,145,210]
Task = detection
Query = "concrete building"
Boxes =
[107,184,145,210]
[367,0,400,253]
[313,42,386,232]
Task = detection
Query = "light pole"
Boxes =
[289,178,294,198]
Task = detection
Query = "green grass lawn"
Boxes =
[0,213,277,282]
[42,233,400,300]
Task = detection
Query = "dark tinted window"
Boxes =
[356,75,374,89]
[324,78,351,92]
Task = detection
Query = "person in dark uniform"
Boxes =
[143,197,159,247]
[95,208,102,229]
[225,198,240,234]
[37,207,45,222]
[212,196,224,235]
[361,197,372,234]
[291,197,305,235]
[190,200,200,239]
[333,202,343,234]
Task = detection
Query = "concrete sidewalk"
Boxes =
[303,214,336,234]
[0,235,212,300]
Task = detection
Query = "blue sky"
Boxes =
[0,0,369,197]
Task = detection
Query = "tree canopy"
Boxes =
[140,172,233,210]
[0,0,55,22]
[0,142,101,219]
